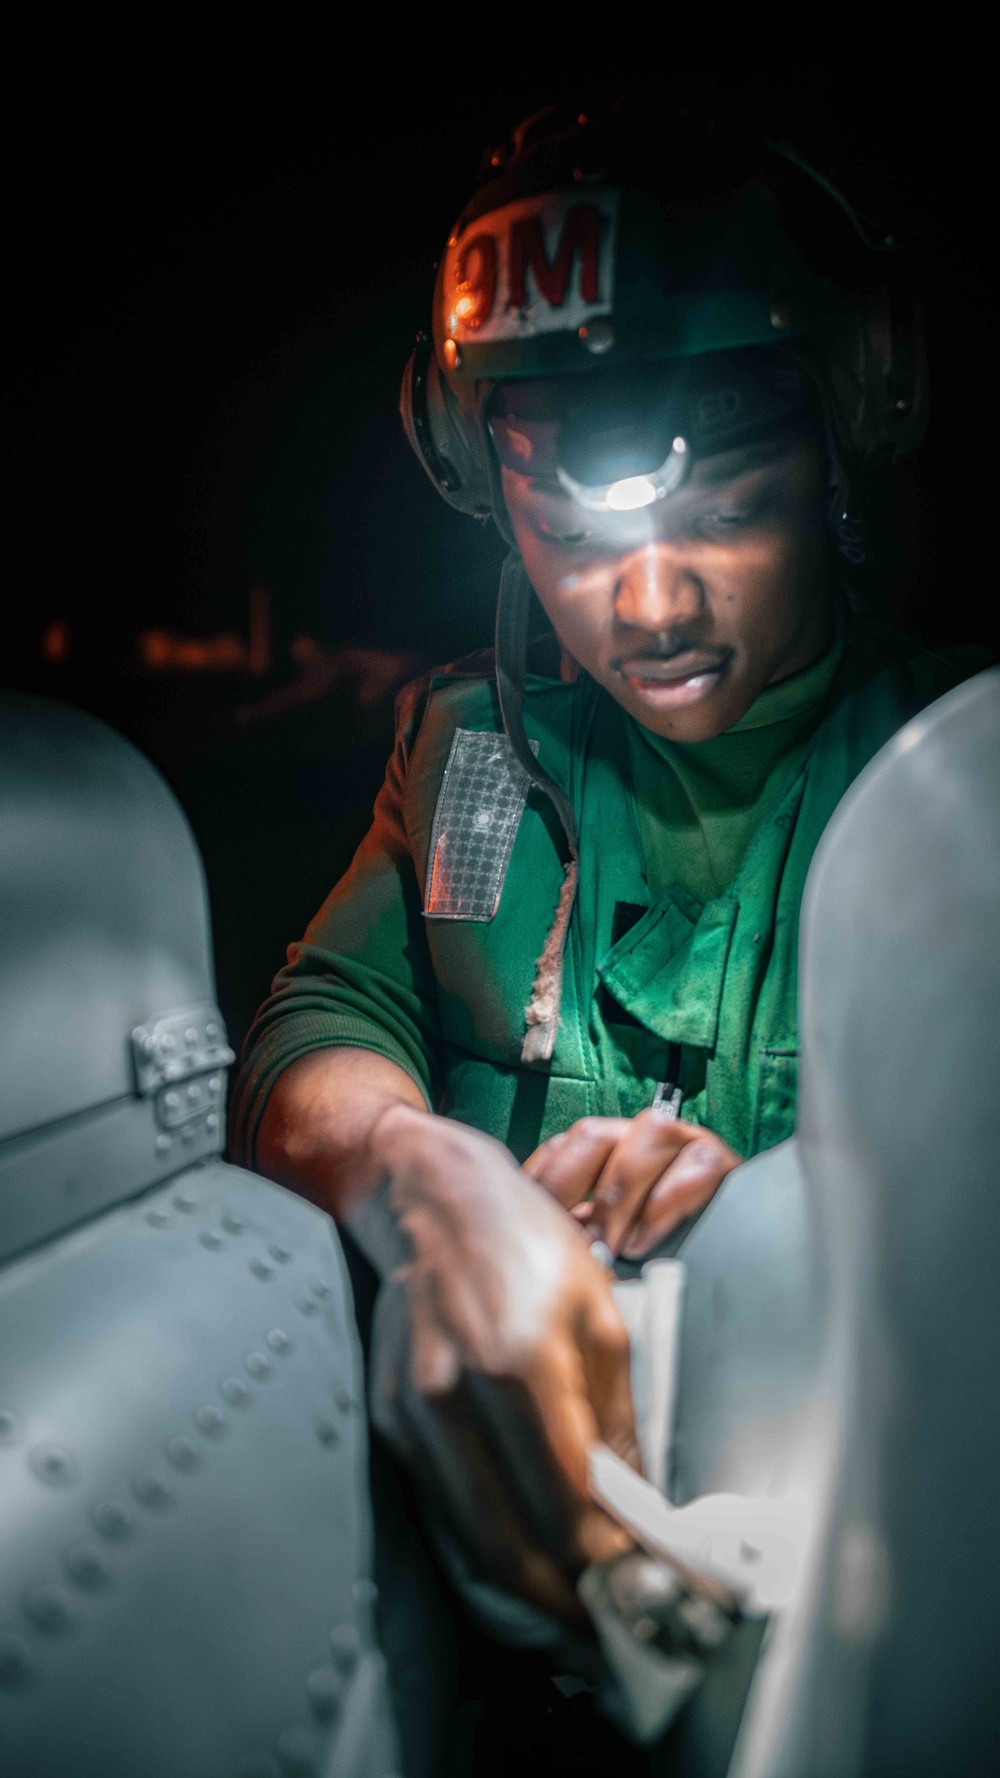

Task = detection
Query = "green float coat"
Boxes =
[627,635,844,909]
[231,611,969,1169]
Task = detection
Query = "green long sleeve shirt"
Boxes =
[230,611,970,1167]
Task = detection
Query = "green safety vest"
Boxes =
[231,612,971,1168]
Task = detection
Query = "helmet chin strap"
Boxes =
[495,552,579,1064]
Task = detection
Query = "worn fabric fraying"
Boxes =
[521,858,579,1062]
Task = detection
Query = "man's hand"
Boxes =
[257,1051,640,1613]
[523,1110,741,1259]
[372,1102,638,1606]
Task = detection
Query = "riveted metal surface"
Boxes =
[0,699,393,1777]
[0,1160,389,1778]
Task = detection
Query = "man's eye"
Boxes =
[698,507,752,535]
[537,521,593,547]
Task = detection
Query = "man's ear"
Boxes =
[559,646,581,685]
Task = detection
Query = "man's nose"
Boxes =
[614,544,705,632]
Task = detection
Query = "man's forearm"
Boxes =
[254,1046,429,1221]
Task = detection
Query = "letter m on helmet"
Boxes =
[508,204,602,310]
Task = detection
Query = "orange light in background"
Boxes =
[41,620,72,663]
[136,630,248,671]
[135,586,273,675]
[247,585,272,676]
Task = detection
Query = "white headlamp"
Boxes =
[555,436,690,512]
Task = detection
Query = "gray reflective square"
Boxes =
[423,728,536,921]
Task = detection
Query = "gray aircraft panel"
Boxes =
[672,1140,826,1510]
[0,1159,387,1778]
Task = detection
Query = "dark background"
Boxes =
[5,28,995,1061]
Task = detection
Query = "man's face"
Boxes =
[500,432,834,742]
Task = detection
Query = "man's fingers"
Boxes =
[587,1111,688,1252]
[578,1284,643,1475]
[398,1376,585,1618]
[523,1118,631,1209]
[523,1338,636,1568]
[402,1262,462,1393]
[620,1137,740,1259]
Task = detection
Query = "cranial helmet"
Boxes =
[401,95,926,530]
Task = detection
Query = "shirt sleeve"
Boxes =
[228,680,442,1166]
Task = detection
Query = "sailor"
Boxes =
[230,99,972,1631]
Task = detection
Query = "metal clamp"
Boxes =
[131,1006,235,1100]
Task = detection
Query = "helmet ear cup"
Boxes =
[859,260,928,460]
[817,267,927,472]
[400,333,494,517]
[765,143,928,466]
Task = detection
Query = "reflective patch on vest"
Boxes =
[423,728,536,921]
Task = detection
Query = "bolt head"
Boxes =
[64,1542,112,1591]
[305,1663,345,1718]
[275,1725,319,1776]
[0,1633,35,1691]
[92,1499,135,1541]
[132,1470,173,1510]
[314,1413,341,1448]
[23,1584,74,1635]
[30,1443,79,1488]
[165,1435,203,1473]
[579,317,614,354]
[193,1403,228,1440]
[329,1622,361,1669]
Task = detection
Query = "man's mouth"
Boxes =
[615,648,731,709]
